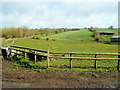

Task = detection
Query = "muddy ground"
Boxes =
[1,55,119,88]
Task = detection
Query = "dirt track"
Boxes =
[1,56,119,88]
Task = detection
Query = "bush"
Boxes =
[11,55,37,69]
[32,36,39,39]
[46,38,49,41]
[36,37,39,39]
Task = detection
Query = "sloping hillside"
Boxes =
[39,29,94,41]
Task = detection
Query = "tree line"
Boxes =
[2,28,80,39]
[2,28,40,39]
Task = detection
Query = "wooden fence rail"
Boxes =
[9,46,120,70]
[50,51,120,55]
[10,46,47,53]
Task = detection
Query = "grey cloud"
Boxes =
[63,2,117,18]
[2,2,45,15]
[1,2,118,28]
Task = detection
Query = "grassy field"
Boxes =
[11,54,118,72]
[12,38,118,53]
[35,28,119,42]
[36,59,118,72]
[101,35,112,41]
[36,29,94,41]
[10,29,119,72]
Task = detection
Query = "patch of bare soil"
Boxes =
[1,56,119,88]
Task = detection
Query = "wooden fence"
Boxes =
[9,46,120,70]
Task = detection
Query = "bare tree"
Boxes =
[108,25,113,29]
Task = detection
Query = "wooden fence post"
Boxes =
[35,51,37,64]
[16,50,19,57]
[94,53,97,69]
[70,54,72,69]
[118,60,120,71]
[24,49,27,58]
[47,46,50,68]
[118,53,120,71]
[25,52,27,58]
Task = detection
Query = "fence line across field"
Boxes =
[9,46,120,70]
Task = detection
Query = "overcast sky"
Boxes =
[1,0,118,28]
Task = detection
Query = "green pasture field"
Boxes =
[12,38,118,72]
[36,29,94,41]
[35,28,119,41]
[101,35,112,41]
[95,28,118,35]
[11,29,119,72]
[12,38,118,53]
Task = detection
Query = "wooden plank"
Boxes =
[10,48,25,53]
[10,48,47,57]
[10,46,47,53]
[10,46,119,55]
[49,52,120,55]
[49,56,120,60]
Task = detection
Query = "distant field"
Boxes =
[34,28,119,42]
[36,29,94,41]
[96,28,118,35]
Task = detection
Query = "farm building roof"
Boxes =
[99,32,114,35]
[99,32,114,34]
